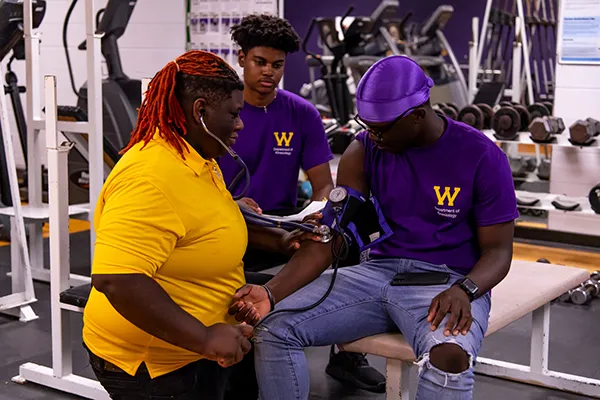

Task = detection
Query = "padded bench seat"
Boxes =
[339,261,590,399]
[60,283,92,308]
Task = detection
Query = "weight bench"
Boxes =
[339,260,599,399]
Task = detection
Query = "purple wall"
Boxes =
[283,0,486,94]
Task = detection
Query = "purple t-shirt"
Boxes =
[219,89,333,212]
[357,117,519,274]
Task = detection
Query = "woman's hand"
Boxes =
[280,212,325,255]
[229,284,271,326]
[237,197,262,215]
[201,323,254,368]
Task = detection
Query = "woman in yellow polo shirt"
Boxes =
[82,50,311,400]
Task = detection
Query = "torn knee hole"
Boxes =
[429,343,471,374]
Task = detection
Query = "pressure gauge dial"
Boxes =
[329,187,348,203]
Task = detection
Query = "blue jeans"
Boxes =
[253,258,491,400]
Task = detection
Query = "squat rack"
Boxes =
[0,0,104,294]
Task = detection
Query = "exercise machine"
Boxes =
[302,1,401,123]
[60,0,140,202]
[302,2,469,117]
[65,0,141,151]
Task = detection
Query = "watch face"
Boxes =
[461,278,479,295]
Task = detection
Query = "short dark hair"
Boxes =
[231,14,301,55]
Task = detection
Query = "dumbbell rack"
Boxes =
[481,129,600,148]
[481,130,600,230]
[515,190,596,215]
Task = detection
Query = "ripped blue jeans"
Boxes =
[253,258,491,400]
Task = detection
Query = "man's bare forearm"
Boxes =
[311,183,334,202]
[265,240,334,303]
[246,224,286,254]
[92,274,209,354]
[466,247,512,295]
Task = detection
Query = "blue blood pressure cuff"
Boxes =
[320,186,393,252]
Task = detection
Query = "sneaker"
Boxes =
[325,345,386,393]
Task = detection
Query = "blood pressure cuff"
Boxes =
[321,186,393,252]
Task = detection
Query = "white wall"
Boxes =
[550,2,600,236]
[1,0,187,169]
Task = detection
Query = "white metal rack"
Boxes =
[9,0,107,396]
[13,75,109,400]
[468,0,535,105]
[0,0,105,288]
[0,62,37,322]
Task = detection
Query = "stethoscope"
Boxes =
[199,116,332,242]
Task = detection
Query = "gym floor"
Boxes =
[0,231,599,400]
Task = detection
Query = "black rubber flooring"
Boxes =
[0,232,597,399]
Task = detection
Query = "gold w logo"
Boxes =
[274,132,294,147]
[434,186,461,207]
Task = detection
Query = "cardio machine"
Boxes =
[60,0,140,203]
[302,0,401,124]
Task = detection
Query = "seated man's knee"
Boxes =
[429,343,471,374]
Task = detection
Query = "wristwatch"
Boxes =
[454,277,479,301]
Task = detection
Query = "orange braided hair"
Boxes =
[120,50,241,158]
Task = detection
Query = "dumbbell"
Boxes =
[457,105,485,130]
[528,116,566,142]
[527,103,551,120]
[590,271,600,282]
[444,102,459,115]
[558,289,574,303]
[438,104,458,120]
[570,279,600,305]
[492,105,521,140]
[542,101,553,114]
[537,258,551,263]
[590,184,600,214]
[569,118,600,146]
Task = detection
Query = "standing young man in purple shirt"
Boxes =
[230,56,519,399]
[220,14,387,394]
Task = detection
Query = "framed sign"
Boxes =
[557,0,600,64]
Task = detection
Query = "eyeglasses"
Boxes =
[353,105,420,140]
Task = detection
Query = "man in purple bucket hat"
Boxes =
[231,55,519,399]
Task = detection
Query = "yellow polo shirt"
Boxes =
[82,132,247,378]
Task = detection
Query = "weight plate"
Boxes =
[492,106,521,140]
[475,103,494,129]
[590,183,600,214]
[440,105,458,120]
[542,101,553,114]
[528,103,550,120]
[457,105,485,130]
[569,120,595,145]
[445,102,459,114]
[512,104,531,132]
[499,101,514,107]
